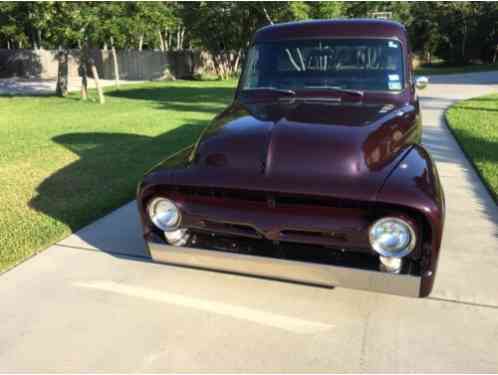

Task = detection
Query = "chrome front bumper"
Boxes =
[148,241,422,297]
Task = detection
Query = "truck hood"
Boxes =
[155,98,418,202]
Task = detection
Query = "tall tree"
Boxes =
[0,2,28,49]
[310,2,345,19]
[405,2,441,63]
[86,2,127,87]
[44,2,85,96]
[179,2,312,78]
[179,2,259,78]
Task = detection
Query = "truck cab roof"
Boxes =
[254,19,408,45]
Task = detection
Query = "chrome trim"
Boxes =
[148,241,421,297]
[415,76,429,90]
[379,256,403,274]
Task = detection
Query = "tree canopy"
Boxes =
[1,1,498,74]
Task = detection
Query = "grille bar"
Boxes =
[175,186,370,210]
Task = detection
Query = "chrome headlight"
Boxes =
[369,217,416,257]
[147,197,181,232]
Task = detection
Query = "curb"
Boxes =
[443,105,498,205]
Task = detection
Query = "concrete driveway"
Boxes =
[1,72,498,372]
[0,77,141,95]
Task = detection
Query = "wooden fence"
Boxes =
[0,48,215,80]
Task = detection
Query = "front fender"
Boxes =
[376,144,445,297]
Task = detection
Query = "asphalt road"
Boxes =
[1,72,498,372]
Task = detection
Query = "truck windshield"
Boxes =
[240,39,405,93]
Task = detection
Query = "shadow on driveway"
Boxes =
[29,124,205,259]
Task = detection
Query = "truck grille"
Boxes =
[174,186,370,210]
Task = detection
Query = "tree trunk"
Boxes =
[7,40,10,50]
[164,30,169,50]
[56,50,69,97]
[80,77,88,100]
[138,35,144,51]
[79,60,88,101]
[78,43,88,100]
[37,29,42,50]
[176,29,181,50]
[461,22,468,64]
[179,28,185,50]
[90,61,105,104]
[158,31,165,52]
[32,31,39,50]
[110,36,120,88]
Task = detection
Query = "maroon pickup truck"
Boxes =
[137,19,444,297]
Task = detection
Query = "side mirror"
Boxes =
[415,76,429,90]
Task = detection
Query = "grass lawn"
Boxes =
[0,79,236,272]
[446,94,498,202]
[415,62,498,76]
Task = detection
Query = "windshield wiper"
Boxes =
[304,86,364,97]
[241,87,296,96]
